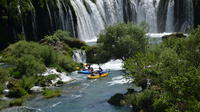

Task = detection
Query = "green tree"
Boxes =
[97,23,147,60]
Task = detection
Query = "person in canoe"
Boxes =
[90,67,95,76]
[98,67,103,76]
[82,64,88,70]
[87,64,91,70]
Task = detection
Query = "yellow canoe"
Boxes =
[87,72,108,79]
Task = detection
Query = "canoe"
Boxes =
[87,72,108,79]
[78,70,91,74]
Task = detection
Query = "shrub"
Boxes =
[123,89,155,111]
[42,30,86,49]
[8,87,28,98]
[9,98,24,107]
[19,76,36,92]
[0,83,4,94]
[14,55,46,78]
[36,74,58,87]
[123,26,200,112]
[97,23,147,60]
[42,89,61,99]
[2,40,77,76]
[84,45,111,64]
[0,68,9,83]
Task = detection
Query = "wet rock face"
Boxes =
[193,0,200,27]
[107,93,125,106]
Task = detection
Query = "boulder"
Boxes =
[107,93,124,106]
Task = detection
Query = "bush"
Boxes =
[14,55,46,78]
[42,30,86,49]
[2,40,77,76]
[9,98,24,107]
[123,89,156,111]
[57,53,78,72]
[0,68,9,83]
[84,45,111,64]
[0,83,4,94]
[42,89,61,99]
[36,74,58,87]
[98,23,147,60]
[123,26,200,112]
[8,87,28,98]
[19,76,36,92]
[2,41,58,67]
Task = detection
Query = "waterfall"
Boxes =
[46,3,53,29]
[70,0,104,41]
[70,0,123,41]
[46,0,194,40]
[165,0,175,32]
[125,0,160,33]
[57,0,66,30]
[179,0,194,32]
[17,4,25,34]
[68,7,76,37]
[6,0,195,43]
[30,2,37,40]
[73,50,86,63]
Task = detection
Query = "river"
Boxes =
[1,33,167,112]
[1,60,132,112]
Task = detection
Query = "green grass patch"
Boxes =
[42,89,61,99]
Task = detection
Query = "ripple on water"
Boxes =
[50,101,62,108]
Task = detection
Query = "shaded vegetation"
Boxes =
[9,98,24,107]
[123,26,200,112]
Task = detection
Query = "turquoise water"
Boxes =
[1,70,132,112]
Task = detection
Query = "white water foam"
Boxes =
[92,59,123,71]
[146,32,173,38]
[107,75,132,86]
[84,38,98,43]
[40,68,73,84]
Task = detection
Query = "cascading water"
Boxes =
[46,3,53,29]
[165,0,175,32]
[57,0,66,30]
[68,0,193,40]
[70,0,124,41]
[17,4,25,34]
[73,50,86,63]
[30,2,37,40]
[4,0,195,43]
[127,0,160,33]
[179,0,194,32]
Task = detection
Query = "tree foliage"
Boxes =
[123,26,200,112]
[97,23,147,60]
